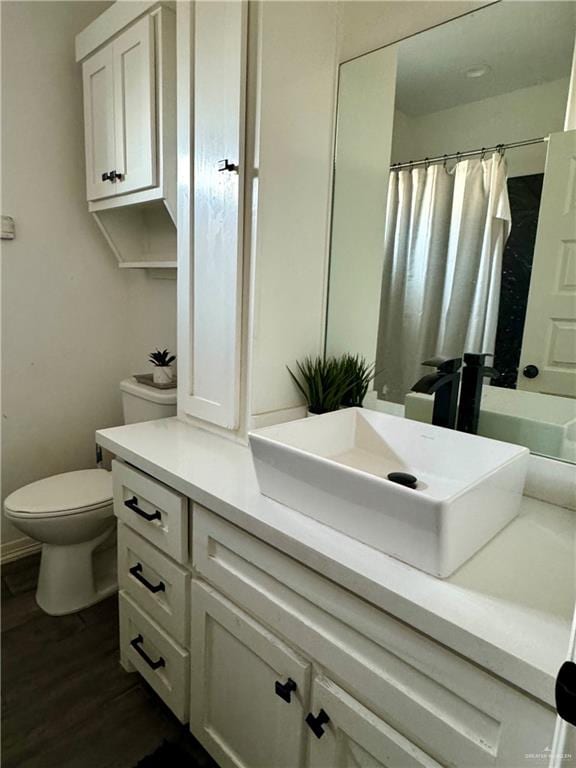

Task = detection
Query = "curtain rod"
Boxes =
[390,136,547,171]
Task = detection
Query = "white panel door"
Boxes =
[183,0,246,429]
[82,45,116,201]
[518,130,576,397]
[112,14,157,196]
[190,581,310,768]
[307,676,443,768]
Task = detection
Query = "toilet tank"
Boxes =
[120,378,177,424]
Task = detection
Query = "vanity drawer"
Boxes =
[119,591,189,723]
[113,460,188,563]
[192,505,555,768]
[118,523,190,646]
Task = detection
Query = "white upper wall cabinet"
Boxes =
[77,2,177,269]
[177,0,247,430]
[82,14,157,202]
[83,45,116,201]
[112,15,157,197]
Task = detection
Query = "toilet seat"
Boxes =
[4,469,113,519]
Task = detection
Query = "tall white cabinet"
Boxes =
[177,0,339,434]
[178,1,247,430]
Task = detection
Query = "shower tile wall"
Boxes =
[493,173,544,389]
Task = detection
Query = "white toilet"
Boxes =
[4,377,176,616]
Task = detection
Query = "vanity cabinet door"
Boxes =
[82,44,116,201]
[306,676,443,768]
[112,14,157,197]
[190,580,310,768]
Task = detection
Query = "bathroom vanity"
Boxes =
[97,417,575,768]
[88,3,576,765]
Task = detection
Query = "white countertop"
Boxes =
[96,417,576,708]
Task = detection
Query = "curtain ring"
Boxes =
[442,154,448,169]
[424,157,430,170]
[497,144,505,157]
[480,147,486,161]
[455,151,461,165]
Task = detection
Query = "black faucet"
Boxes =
[411,357,462,429]
[456,353,499,434]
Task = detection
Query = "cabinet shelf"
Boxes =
[119,261,177,270]
[92,199,176,269]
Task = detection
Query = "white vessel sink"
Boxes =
[249,408,529,577]
[405,386,576,462]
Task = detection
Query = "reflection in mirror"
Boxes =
[326,1,576,463]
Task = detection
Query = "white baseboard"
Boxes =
[1,536,42,564]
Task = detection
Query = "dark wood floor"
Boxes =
[1,553,218,768]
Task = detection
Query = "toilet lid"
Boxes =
[4,470,113,515]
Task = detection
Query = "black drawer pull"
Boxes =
[305,709,330,739]
[275,678,297,703]
[101,171,112,181]
[129,563,165,594]
[124,496,161,522]
[130,634,165,671]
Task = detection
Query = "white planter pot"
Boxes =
[153,366,173,385]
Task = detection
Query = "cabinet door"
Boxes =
[178,0,247,429]
[307,676,443,768]
[112,14,157,196]
[190,581,310,768]
[518,130,576,398]
[82,45,116,201]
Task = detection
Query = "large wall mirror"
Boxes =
[326,0,576,463]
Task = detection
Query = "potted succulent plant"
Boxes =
[287,355,356,416]
[339,353,377,408]
[149,348,176,385]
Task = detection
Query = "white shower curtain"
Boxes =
[376,154,511,404]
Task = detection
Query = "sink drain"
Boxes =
[387,472,418,489]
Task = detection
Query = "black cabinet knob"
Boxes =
[556,661,576,726]
[275,678,297,703]
[101,172,112,181]
[305,709,330,739]
[109,170,124,182]
[218,159,239,173]
[522,364,539,379]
